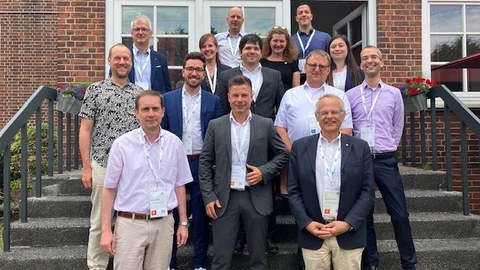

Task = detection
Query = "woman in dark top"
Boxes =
[260,26,300,91]
[199,33,230,93]
[326,35,364,91]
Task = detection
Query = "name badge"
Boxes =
[149,187,168,218]
[298,58,306,73]
[322,190,340,221]
[137,82,149,91]
[182,133,193,154]
[360,125,375,147]
[230,164,246,190]
[308,115,320,135]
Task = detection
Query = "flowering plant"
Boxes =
[401,77,437,97]
[57,82,89,101]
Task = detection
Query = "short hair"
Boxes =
[296,3,312,14]
[306,50,331,67]
[182,52,206,69]
[326,35,363,86]
[316,94,345,112]
[227,75,252,93]
[130,15,152,30]
[361,45,383,59]
[239,34,263,53]
[227,6,244,17]
[135,90,164,109]
[262,27,298,62]
[108,43,131,60]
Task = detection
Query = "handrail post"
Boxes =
[2,145,12,252]
[20,125,28,223]
[460,122,469,215]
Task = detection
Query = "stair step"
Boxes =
[398,165,446,190]
[375,190,463,213]
[11,218,89,247]
[27,196,91,218]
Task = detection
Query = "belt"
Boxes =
[187,154,200,161]
[371,151,396,160]
[117,211,172,221]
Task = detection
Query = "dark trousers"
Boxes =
[212,189,268,270]
[170,158,209,269]
[363,156,417,269]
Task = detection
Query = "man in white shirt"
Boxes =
[215,7,248,68]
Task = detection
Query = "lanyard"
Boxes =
[182,90,201,131]
[205,65,218,93]
[360,85,382,122]
[135,51,150,80]
[231,120,249,163]
[303,87,322,110]
[318,138,341,188]
[138,130,165,184]
[228,36,240,59]
[297,29,316,58]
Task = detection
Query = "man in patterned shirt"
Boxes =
[79,43,144,270]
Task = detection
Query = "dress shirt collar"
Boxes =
[182,86,201,98]
[133,44,150,56]
[303,81,327,92]
[298,27,314,36]
[139,126,162,145]
[319,132,341,145]
[240,63,262,74]
[361,80,385,92]
[229,111,252,126]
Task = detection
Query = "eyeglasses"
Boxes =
[306,63,330,71]
[361,54,380,61]
[316,110,344,117]
[132,27,151,33]
[184,66,205,74]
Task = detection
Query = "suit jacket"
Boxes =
[200,63,231,93]
[215,67,285,119]
[161,88,222,140]
[288,133,374,250]
[199,114,288,217]
[128,47,172,94]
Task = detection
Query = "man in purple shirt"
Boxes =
[346,46,416,270]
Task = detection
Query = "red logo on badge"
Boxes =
[324,209,330,214]
[151,210,157,215]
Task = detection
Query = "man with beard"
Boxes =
[162,52,222,270]
[215,7,248,68]
[79,43,144,270]
[128,15,172,93]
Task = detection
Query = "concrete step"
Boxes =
[41,171,89,196]
[398,165,446,190]
[27,196,91,218]
[10,218,89,247]
[274,212,480,243]
[0,245,88,270]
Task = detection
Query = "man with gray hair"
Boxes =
[128,15,172,93]
[215,7,248,68]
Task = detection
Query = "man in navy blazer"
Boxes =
[288,94,374,270]
[161,52,221,270]
[128,15,172,94]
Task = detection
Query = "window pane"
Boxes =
[157,37,188,66]
[157,7,188,35]
[467,35,480,55]
[467,69,480,91]
[169,69,183,90]
[122,7,153,35]
[211,7,229,34]
[466,5,480,32]
[430,5,461,32]
[431,67,463,92]
[431,35,462,62]
[244,7,274,37]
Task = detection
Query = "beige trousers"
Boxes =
[302,236,363,270]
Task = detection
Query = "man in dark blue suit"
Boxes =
[128,15,172,94]
[162,52,222,270]
[288,94,374,270]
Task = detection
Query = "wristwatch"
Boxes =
[180,220,190,228]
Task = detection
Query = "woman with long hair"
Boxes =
[326,35,364,91]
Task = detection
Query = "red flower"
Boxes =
[402,76,437,97]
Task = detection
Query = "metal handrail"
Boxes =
[401,84,480,215]
[1,85,80,252]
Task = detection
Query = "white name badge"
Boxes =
[322,190,340,220]
[149,187,168,218]
[360,125,375,147]
[308,115,320,135]
[230,164,246,190]
[137,82,149,91]
[182,133,193,154]
[298,58,306,73]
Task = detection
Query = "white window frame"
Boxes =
[423,0,480,106]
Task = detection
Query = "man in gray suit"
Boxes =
[199,75,288,270]
[215,34,285,120]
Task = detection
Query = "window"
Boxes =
[430,3,480,92]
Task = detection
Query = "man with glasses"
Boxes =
[215,7,248,68]
[162,52,222,270]
[292,3,332,84]
[346,46,416,270]
[128,15,172,93]
[288,94,374,270]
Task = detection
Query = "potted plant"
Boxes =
[401,76,437,113]
[56,82,89,114]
